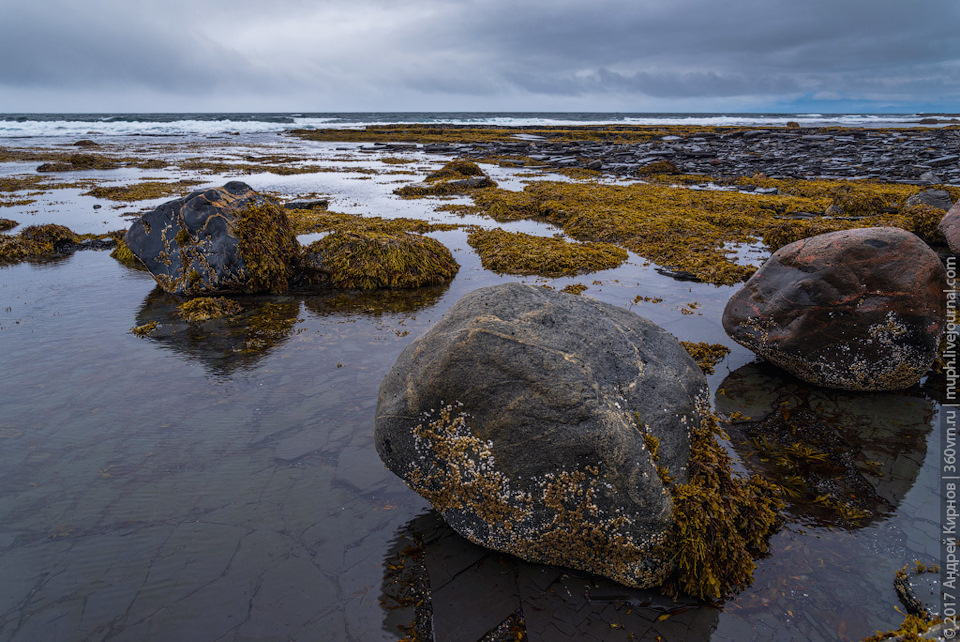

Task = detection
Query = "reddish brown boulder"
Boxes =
[939,200,960,254]
[723,227,946,391]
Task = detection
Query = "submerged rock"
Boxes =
[125,181,300,296]
[375,283,707,589]
[723,227,946,391]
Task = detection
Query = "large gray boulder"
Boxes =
[125,181,300,296]
[375,283,707,588]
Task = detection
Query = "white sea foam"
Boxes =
[0,112,945,139]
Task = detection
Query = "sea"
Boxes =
[0,112,949,641]
[0,111,954,139]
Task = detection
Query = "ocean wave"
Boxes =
[0,112,945,138]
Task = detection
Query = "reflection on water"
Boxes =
[136,283,451,376]
[135,289,302,375]
[716,361,934,528]
[303,282,451,318]
[381,512,718,642]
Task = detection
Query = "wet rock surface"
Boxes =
[125,181,300,296]
[939,200,960,253]
[375,282,707,589]
[421,126,960,183]
[723,227,947,391]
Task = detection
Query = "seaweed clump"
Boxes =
[177,297,243,322]
[234,203,301,294]
[108,231,146,269]
[680,342,732,375]
[467,228,628,277]
[85,180,204,202]
[304,230,459,290]
[395,160,497,198]
[0,224,79,263]
[0,218,16,232]
[37,154,119,172]
[656,411,783,600]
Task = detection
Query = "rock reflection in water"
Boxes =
[303,283,451,318]
[715,361,934,528]
[135,288,301,375]
[380,512,719,642]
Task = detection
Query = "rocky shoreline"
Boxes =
[363,126,960,184]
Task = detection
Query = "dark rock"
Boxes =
[375,282,707,589]
[723,227,946,391]
[939,201,960,253]
[919,171,941,184]
[283,199,329,211]
[926,155,959,167]
[905,189,953,211]
[125,181,300,296]
[73,139,100,147]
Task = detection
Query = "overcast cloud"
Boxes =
[1,0,957,112]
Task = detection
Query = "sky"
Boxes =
[1,0,958,114]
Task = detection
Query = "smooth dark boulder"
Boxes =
[375,282,707,588]
[939,201,960,254]
[125,182,300,296]
[723,227,946,391]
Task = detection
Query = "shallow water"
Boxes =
[0,134,943,641]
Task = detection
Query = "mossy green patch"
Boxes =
[680,342,732,375]
[84,180,204,202]
[467,228,627,277]
[305,230,459,290]
[656,411,783,600]
[177,296,243,322]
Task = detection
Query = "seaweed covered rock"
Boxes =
[375,283,707,589]
[124,181,300,296]
[939,200,960,254]
[300,229,458,290]
[723,227,946,391]
[395,160,496,197]
[0,224,78,263]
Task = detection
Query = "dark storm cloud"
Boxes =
[2,0,958,110]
